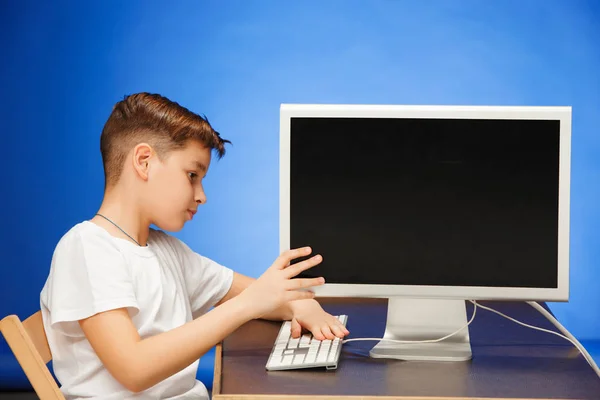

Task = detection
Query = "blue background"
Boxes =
[1,0,599,390]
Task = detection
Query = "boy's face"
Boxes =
[144,140,212,231]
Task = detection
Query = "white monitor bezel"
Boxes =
[280,104,571,301]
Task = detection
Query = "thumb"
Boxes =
[291,318,302,338]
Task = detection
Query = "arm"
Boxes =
[79,296,250,393]
[216,272,349,340]
[215,272,293,321]
[79,248,322,393]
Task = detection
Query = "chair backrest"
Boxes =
[0,311,65,400]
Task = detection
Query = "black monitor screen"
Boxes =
[291,117,560,288]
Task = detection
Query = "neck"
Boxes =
[93,186,150,246]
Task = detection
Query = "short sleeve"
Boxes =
[174,239,234,318]
[43,231,139,337]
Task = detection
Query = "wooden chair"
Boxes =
[0,311,65,399]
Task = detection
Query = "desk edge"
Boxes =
[212,395,561,400]
[213,342,223,396]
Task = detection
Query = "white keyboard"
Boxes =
[266,315,348,371]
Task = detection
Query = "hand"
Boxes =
[239,247,325,320]
[288,299,350,340]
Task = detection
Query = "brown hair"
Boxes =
[100,92,230,187]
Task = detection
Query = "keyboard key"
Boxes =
[275,344,286,352]
[269,357,281,367]
[299,334,311,348]
[293,354,306,364]
[282,355,294,365]
[305,354,316,364]
[328,351,336,362]
[278,322,291,339]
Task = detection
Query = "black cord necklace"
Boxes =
[95,213,146,247]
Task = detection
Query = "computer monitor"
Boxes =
[279,104,571,362]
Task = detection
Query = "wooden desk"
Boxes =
[213,298,600,399]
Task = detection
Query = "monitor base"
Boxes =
[369,298,472,361]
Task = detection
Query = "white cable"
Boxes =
[342,300,600,379]
[471,300,599,379]
[342,300,477,344]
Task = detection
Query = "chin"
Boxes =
[154,219,186,232]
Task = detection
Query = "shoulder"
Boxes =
[149,228,200,250]
[52,221,123,260]
[148,227,180,249]
[147,228,190,258]
[147,229,205,264]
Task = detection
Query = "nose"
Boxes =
[195,187,207,205]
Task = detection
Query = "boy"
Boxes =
[40,93,349,399]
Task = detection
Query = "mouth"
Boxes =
[187,209,197,219]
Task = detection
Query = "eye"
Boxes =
[188,172,198,181]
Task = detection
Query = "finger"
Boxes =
[291,318,302,338]
[273,247,312,270]
[285,290,315,303]
[284,254,323,278]
[329,323,346,338]
[331,318,349,335]
[320,325,336,340]
[286,277,325,290]
[340,321,350,335]
[311,326,326,341]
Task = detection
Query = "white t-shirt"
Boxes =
[40,221,234,400]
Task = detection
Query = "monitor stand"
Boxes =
[369,298,472,361]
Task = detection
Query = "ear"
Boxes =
[132,143,155,181]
